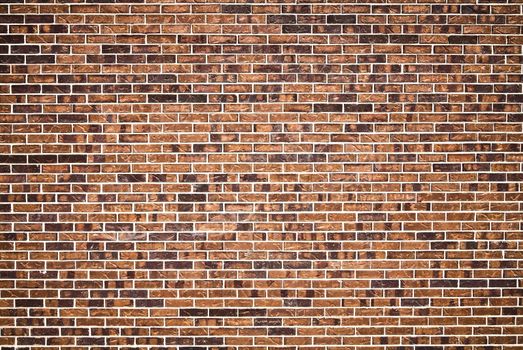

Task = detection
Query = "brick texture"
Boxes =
[1,1,523,349]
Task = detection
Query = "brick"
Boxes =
[327,15,356,24]
[0,3,522,349]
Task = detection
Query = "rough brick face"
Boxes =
[1,0,523,349]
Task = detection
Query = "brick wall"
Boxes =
[1,1,523,349]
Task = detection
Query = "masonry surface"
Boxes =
[1,0,523,349]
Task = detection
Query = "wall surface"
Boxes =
[1,0,522,349]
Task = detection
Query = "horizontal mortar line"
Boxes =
[1,41,520,44]
[4,142,523,144]
[5,190,520,192]
[4,239,521,241]
[6,248,522,250]
[0,323,509,326]
[9,197,519,199]
[4,188,522,191]
[3,148,522,150]
[3,117,521,119]
[10,243,521,246]
[3,160,523,162]
[2,112,521,114]
[10,215,521,217]
[3,269,523,272]
[5,271,522,274]
[6,234,514,237]
[4,258,523,261]
[10,255,519,257]
[4,154,523,157]
[10,2,522,5]
[3,186,522,189]
[0,326,509,330]
[4,256,523,258]
[5,175,523,178]
[2,74,521,77]
[5,252,522,255]
[2,69,522,71]
[1,117,522,120]
[3,290,520,293]
[8,11,504,14]
[4,249,523,251]
[5,264,519,267]
[2,39,521,42]
[4,255,522,258]
[4,215,520,217]
[6,279,513,282]
[4,231,517,233]
[5,272,521,275]
[5,256,523,258]
[5,282,522,285]
[0,321,511,323]
[2,80,520,83]
[5,138,523,140]
[20,10,520,13]
[4,237,520,240]
[4,183,522,186]
[5,133,523,136]
[0,306,513,309]
[7,211,523,214]
[10,6,523,10]
[3,110,521,112]
[7,218,522,220]
[0,306,514,310]
[4,167,521,169]
[5,248,523,251]
[120,125,514,128]
[5,259,522,263]
[5,291,516,294]
[2,297,519,301]
[32,172,514,174]
[25,145,518,147]
[3,91,523,94]
[2,71,517,73]
[8,253,521,255]
[2,297,516,301]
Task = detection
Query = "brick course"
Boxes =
[1,0,523,349]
